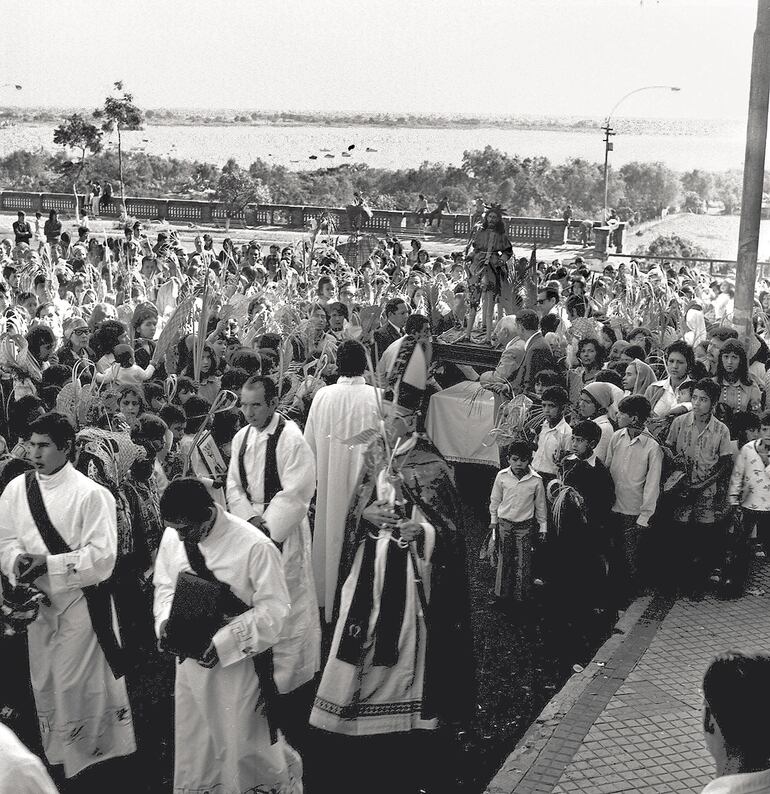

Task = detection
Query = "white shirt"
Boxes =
[702,769,770,793]
[605,428,663,526]
[489,466,547,532]
[532,417,572,475]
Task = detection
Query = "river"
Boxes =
[0,121,747,173]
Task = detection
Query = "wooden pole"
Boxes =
[733,0,770,335]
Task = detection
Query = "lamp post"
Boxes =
[602,85,681,223]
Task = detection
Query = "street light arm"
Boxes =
[605,85,681,125]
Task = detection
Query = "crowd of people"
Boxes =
[0,204,767,793]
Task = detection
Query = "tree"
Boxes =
[213,158,270,230]
[93,81,144,210]
[714,170,742,214]
[681,169,713,205]
[53,114,103,221]
[618,161,681,221]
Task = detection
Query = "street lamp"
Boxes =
[602,85,681,223]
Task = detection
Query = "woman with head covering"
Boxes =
[576,382,622,463]
[56,316,93,369]
[622,359,656,397]
[683,304,707,348]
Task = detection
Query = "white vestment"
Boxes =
[227,414,321,693]
[303,376,381,619]
[310,436,438,736]
[0,463,136,778]
[153,509,302,794]
[0,723,59,794]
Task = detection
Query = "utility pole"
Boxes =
[733,0,770,335]
[602,123,615,223]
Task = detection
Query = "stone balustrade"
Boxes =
[0,190,609,248]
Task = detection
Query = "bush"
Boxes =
[633,233,711,259]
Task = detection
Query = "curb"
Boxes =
[484,596,652,794]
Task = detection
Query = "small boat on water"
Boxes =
[366,147,377,152]
[324,154,335,158]
[341,152,351,157]
[320,148,331,152]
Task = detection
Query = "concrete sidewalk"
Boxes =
[486,562,770,794]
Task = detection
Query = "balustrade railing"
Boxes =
[0,190,584,245]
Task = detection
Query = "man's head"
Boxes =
[707,326,739,372]
[616,395,652,429]
[536,285,560,318]
[540,386,569,424]
[160,477,217,543]
[515,309,540,340]
[505,440,533,476]
[692,378,720,419]
[404,313,431,343]
[336,340,367,378]
[28,411,75,475]
[570,420,601,459]
[384,297,409,329]
[240,376,278,430]
[702,651,770,776]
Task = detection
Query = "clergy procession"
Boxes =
[2,196,770,793]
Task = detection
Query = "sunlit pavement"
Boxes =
[486,562,770,794]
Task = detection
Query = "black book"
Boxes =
[164,571,230,660]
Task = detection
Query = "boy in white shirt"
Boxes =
[532,386,572,485]
[728,409,770,562]
[489,441,547,604]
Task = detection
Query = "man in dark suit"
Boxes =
[372,297,409,362]
[12,212,32,246]
[511,309,555,396]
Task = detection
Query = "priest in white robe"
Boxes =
[227,374,321,750]
[0,412,136,780]
[304,340,380,619]
[154,478,302,794]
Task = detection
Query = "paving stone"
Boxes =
[507,562,770,793]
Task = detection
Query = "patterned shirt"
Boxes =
[666,412,732,524]
[728,440,770,511]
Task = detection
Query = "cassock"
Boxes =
[153,508,302,794]
[310,434,475,736]
[227,413,321,694]
[304,376,381,619]
[0,463,136,778]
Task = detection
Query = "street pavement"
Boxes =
[486,562,770,794]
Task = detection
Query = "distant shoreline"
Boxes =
[0,109,743,138]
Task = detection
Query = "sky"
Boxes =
[0,0,760,120]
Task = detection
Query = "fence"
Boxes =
[0,190,592,247]
[606,252,770,279]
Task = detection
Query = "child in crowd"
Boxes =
[489,441,547,604]
[605,395,663,605]
[98,343,156,387]
[532,386,571,484]
[728,409,770,562]
[665,378,733,594]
